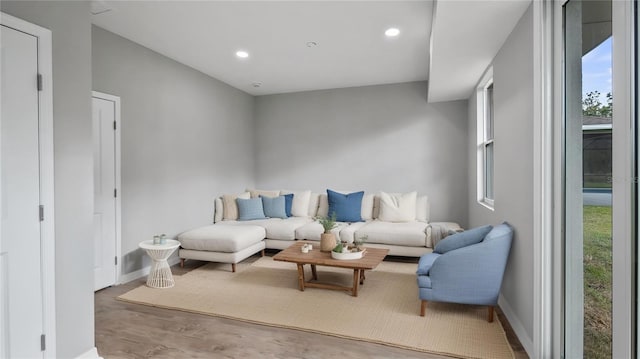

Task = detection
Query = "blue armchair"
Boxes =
[416,222,513,322]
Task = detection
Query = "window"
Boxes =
[477,68,494,209]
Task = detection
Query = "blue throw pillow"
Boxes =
[283,193,294,217]
[434,224,493,254]
[327,189,364,222]
[236,197,266,221]
[261,195,287,219]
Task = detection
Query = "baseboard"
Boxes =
[498,294,533,357]
[75,347,103,359]
[119,257,181,284]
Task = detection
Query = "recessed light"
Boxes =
[385,28,400,37]
[306,41,318,48]
[252,82,262,88]
[236,50,249,58]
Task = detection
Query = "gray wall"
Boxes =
[467,5,534,348]
[0,1,95,358]
[255,82,468,224]
[92,26,255,274]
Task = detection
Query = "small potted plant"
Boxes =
[354,234,368,251]
[331,239,366,260]
[317,213,337,252]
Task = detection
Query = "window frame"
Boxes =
[477,67,495,210]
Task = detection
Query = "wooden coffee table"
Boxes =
[273,241,389,297]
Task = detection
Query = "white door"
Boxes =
[0,24,45,358]
[92,96,117,291]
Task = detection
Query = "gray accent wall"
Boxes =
[0,1,94,358]
[92,26,255,275]
[254,82,468,224]
[467,5,534,350]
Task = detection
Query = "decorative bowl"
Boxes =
[331,249,365,260]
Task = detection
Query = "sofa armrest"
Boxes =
[429,222,463,248]
[213,197,224,223]
[417,252,441,275]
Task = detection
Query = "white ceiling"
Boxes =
[92,1,531,101]
[427,0,531,103]
[92,1,433,96]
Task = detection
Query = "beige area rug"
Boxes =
[118,257,514,359]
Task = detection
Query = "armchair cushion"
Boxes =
[434,224,492,254]
[416,252,441,275]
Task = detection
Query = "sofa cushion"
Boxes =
[295,221,349,241]
[355,220,429,247]
[254,217,313,240]
[318,192,374,220]
[178,225,265,253]
[338,221,368,244]
[327,189,364,222]
[236,197,267,221]
[416,252,441,275]
[283,193,294,217]
[434,224,493,254]
[261,195,287,219]
[247,189,280,198]
[308,192,320,217]
[281,190,311,217]
[378,191,417,222]
[222,192,250,220]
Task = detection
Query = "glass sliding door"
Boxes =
[564,1,613,357]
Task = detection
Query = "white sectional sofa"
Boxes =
[178,189,461,270]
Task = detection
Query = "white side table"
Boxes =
[139,239,181,288]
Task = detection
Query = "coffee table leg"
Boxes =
[311,264,318,280]
[352,269,360,297]
[297,264,305,291]
[360,270,365,285]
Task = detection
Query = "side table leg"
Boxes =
[311,264,318,280]
[360,270,365,285]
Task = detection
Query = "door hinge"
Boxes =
[114,188,117,198]
[39,205,44,222]
[40,334,46,351]
[113,121,117,131]
[115,256,118,265]
[37,74,43,91]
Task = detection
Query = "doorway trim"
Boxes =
[0,12,55,358]
[91,91,122,286]
[611,1,636,357]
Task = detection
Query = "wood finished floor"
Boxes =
[95,252,529,359]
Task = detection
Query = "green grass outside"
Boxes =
[584,205,612,358]
[583,182,612,189]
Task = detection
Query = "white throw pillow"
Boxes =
[246,189,280,198]
[281,190,311,217]
[416,195,430,222]
[378,191,417,222]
